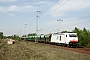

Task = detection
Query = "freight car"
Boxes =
[21,32,78,47]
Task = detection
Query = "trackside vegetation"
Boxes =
[72,27,90,47]
[0,32,3,40]
[0,40,90,60]
[1,27,90,47]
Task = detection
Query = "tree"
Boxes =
[28,33,36,36]
[82,28,90,46]
[12,35,20,40]
[61,30,68,33]
[6,35,20,40]
[0,32,3,40]
[72,27,90,47]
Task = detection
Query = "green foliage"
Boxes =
[12,35,20,40]
[28,33,36,36]
[0,32,3,40]
[72,27,90,47]
[6,35,20,40]
[61,30,68,33]
[22,35,27,37]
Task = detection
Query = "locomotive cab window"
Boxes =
[69,34,77,37]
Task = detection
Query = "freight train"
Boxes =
[21,32,78,47]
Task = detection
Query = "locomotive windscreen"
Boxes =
[69,34,77,37]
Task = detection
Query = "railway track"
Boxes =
[46,44,90,55]
[25,40,90,55]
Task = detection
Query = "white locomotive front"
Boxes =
[51,32,78,47]
[63,33,78,47]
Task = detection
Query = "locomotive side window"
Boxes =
[60,36,61,41]
[66,35,67,37]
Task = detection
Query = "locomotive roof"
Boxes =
[61,32,76,33]
[53,33,64,35]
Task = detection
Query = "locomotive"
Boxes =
[21,32,78,47]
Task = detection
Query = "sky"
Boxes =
[0,0,90,36]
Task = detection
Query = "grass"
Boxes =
[0,40,90,60]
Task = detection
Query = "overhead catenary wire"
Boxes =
[48,0,70,14]
[61,20,90,30]
[40,0,64,17]
[43,0,64,12]
[57,17,90,31]
[40,0,70,19]
[39,0,70,32]
[40,21,90,34]
[60,15,90,28]
[38,0,90,34]
[62,22,90,31]
[63,15,90,22]
[41,15,90,33]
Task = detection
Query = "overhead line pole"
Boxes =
[57,19,63,32]
[35,11,42,43]
[20,29,22,40]
[24,24,28,40]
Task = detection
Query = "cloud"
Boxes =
[8,6,18,11]
[23,5,33,9]
[48,0,90,17]
[0,0,54,12]
[0,5,37,12]
[0,0,17,2]
[22,0,53,5]
[34,1,53,5]
[0,6,19,12]
[9,14,15,16]
[47,20,57,26]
